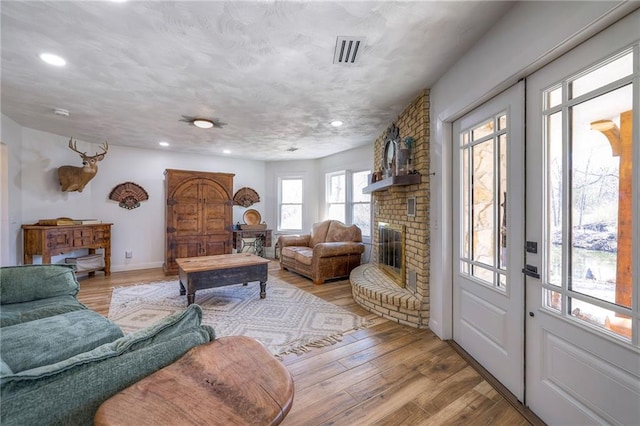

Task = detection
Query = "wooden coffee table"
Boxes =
[176,253,270,305]
[94,336,295,425]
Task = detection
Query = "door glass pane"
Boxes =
[472,139,495,267]
[542,47,636,343]
[570,85,632,307]
[546,86,563,109]
[462,147,470,258]
[472,119,494,141]
[499,133,507,270]
[547,111,563,287]
[460,112,509,291]
[571,51,633,99]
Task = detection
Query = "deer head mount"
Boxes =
[58,138,108,192]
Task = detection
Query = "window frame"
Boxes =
[277,175,304,232]
[324,169,372,239]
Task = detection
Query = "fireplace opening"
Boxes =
[378,222,405,287]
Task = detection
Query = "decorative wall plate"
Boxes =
[109,182,149,210]
[233,187,260,207]
[243,209,261,225]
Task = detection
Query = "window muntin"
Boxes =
[542,47,636,342]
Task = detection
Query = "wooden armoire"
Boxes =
[164,169,234,275]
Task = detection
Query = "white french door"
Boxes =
[453,82,525,401]
[525,10,639,424]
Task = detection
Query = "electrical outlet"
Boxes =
[125,250,133,259]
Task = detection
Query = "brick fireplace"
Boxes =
[351,89,430,328]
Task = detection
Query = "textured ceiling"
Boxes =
[1,1,514,161]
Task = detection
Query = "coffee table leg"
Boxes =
[260,281,266,299]
[243,282,248,286]
[187,293,195,305]
[179,281,186,296]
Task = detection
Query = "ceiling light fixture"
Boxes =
[40,53,66,66]
[53,108,69,117]
[193,119,214,129]
[331,120,343,127]
[159,141,170,147]
[223,149,231,154]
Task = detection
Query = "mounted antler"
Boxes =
[58,138,109,192]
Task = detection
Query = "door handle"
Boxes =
[522,264,540,279]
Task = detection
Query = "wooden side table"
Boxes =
[94,336,294,426]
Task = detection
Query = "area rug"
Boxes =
[108,277,370,357]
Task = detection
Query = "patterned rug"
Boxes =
[108,277,370,357]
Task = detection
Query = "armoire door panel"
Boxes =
[164,169,235,275]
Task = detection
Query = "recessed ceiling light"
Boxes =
[193,119,214,129]
[223,149,231,154]
[159,141,170,147]
[40,53,66,66]
[331,120,343,127]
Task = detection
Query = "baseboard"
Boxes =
[447,340,546,426]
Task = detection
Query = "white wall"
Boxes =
[1,114,23,266]
[428,1,638,338]
[3,116,374,270]
[318,144,374,220]
[16,125,265,272]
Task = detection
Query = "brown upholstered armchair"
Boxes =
[278,220,365,284]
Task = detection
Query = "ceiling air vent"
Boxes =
[333,36,365,65]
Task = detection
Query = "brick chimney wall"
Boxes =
[372,89,430,323]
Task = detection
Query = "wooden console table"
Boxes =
[22,223,112,276]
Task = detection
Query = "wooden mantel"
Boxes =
[362,173,421,194]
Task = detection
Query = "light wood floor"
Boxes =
[78,262,543,425]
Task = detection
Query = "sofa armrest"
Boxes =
[313,242,365,258]
[278,234,311,248]
[0,265,79,305]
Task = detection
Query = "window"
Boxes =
[542,48,636,341]
[459,112,509,291]
[325,170,371,238]
[278,177,303,231]
[326,172,346,223]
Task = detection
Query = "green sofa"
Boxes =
[0,264,215,425]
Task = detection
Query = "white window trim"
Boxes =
[277,174,304,232]
[324,169,372,240]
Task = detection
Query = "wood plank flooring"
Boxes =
[77,262,542,425]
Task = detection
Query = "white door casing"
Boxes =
[525,10,639,425]
[453,82,525,401]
